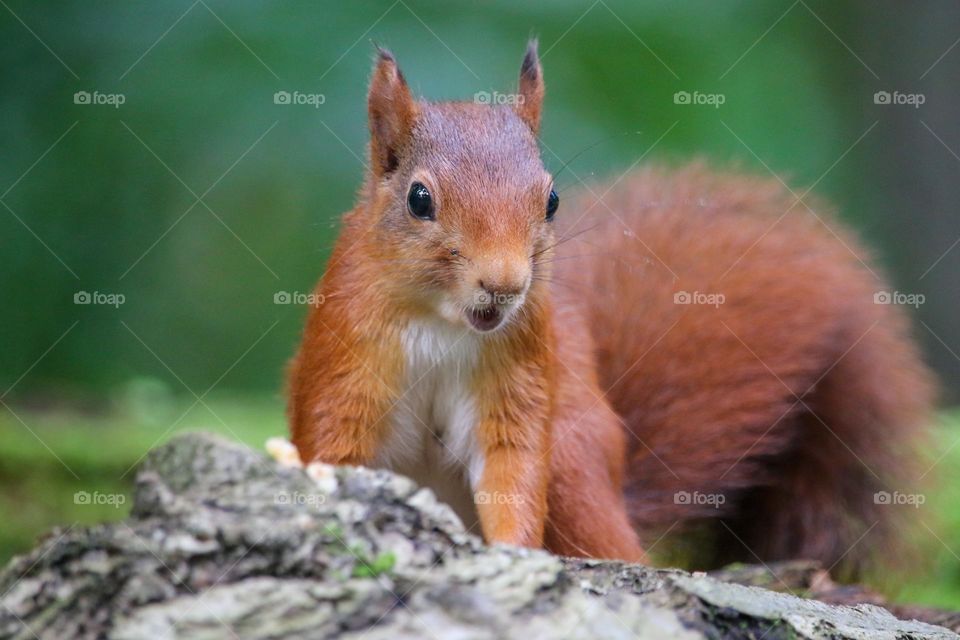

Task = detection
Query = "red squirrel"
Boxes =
[288,41,934,575]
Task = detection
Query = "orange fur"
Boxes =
[288,43,934,574]
[554,163,935,574]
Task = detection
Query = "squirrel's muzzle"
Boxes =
[472,257,531,307]
[461,254,531,332]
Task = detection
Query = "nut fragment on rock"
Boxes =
[306,462,339,494]
[265,437,303,468]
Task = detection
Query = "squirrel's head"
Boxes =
[362,40,556,334]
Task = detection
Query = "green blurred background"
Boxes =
[2,0,960,607]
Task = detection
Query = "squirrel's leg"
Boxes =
[544,381,648,563]
[292,384,393,465]
[475,437,550,548]
[288,322,402,466]
[473,364,551,548]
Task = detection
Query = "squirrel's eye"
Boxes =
[546,189,559,221]
[407,182,435,221]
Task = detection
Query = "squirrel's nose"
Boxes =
[476,270,530,306]
[478,278,526,298]
[472,254,531,304]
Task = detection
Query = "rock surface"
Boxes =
[0,432,956,639]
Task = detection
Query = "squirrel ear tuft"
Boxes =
[368,47,417,176]
[516,39,544,134]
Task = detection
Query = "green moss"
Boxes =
[352,552,397,579]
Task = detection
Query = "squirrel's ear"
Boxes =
[516,39,544,134]
[368,47,417,176]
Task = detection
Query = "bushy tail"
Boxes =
[559,163,936,577]
[711,311,935,578]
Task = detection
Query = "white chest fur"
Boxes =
[374,320,484,529]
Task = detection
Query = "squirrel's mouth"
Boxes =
[465,304,505,332]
